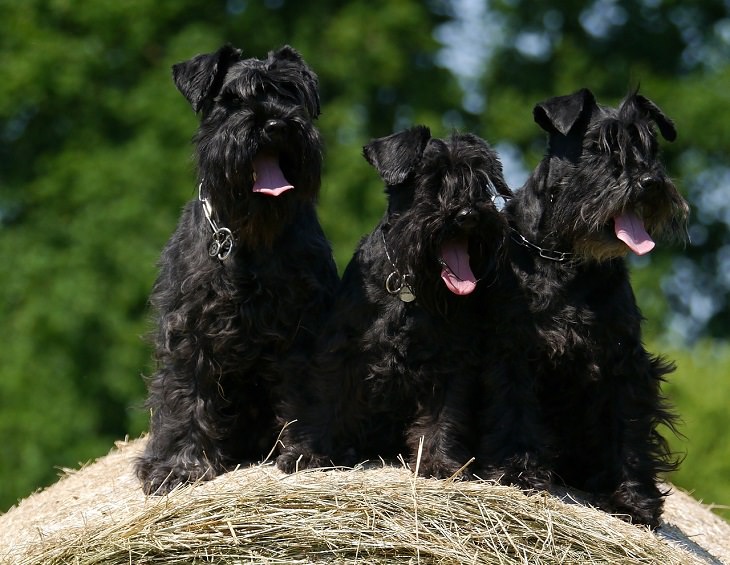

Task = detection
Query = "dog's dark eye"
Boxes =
[271,81,302,106]
[219,91,244,109]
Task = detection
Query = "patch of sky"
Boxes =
[433,0,503,114]
[579,0,628,39]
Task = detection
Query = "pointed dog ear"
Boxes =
[363,125,432,186]
[626,93,677,142]
[269,45,321,118]
[271,44,305,65]
[533,88,596,136]
[172,44,242,113]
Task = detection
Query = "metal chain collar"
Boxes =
[381,231,416,302]
[198,182,234,261]
[508,227,574,263]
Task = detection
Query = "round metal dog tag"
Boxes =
[209,239,222,257]
[399,285,416,302]
[385,271,416,302]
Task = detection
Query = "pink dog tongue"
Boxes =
[614,211,655,255]
[440,239,477,295]
[252,154,294,196]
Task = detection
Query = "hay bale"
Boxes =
[0,438,727,564]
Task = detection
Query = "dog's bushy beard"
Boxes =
[194,104,323,251]
[384,198,506,317]
[533,121,687,262]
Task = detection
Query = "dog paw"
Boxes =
[596,482,664,528]
[276,450,332,473]
[502,467,552,492]
[480,455,552,492]
[414,456,474,480]
[136,459,216,495]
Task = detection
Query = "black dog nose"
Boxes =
[639,174,661,192]
[263,119,287,139]
[455,208,479,230]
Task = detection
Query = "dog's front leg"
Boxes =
[405,373,476,480]
[475,360,552,491]
[136,352,232,495]
[598,352,678,528]
[136,234,234,495]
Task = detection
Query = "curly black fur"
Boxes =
[277,127,550,488]
[506,88,689,527]
[136,45,338,494]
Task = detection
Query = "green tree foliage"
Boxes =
[1,0,728,521]
[663,342,730,520]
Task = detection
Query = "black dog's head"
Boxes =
[518,88,688,261]
[173,44,323,248]
[364,126,511,307]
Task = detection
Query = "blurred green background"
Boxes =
[1,0,728,521]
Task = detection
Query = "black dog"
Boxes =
[278,126,548,487]
[136,45,338,494]
[505,88,688,526]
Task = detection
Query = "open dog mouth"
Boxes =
[252,152,294,196]
[613,210,655,255]
[439,237,478,295]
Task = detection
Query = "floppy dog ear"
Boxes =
[172,44,242,113]
[630,94,677,142]
[269,45,321,119]
[363,125,432,186]
[533,88,596,136]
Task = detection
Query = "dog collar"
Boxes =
[508,226,574,262]
[381,231,416,302]
[198,182,235,261]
